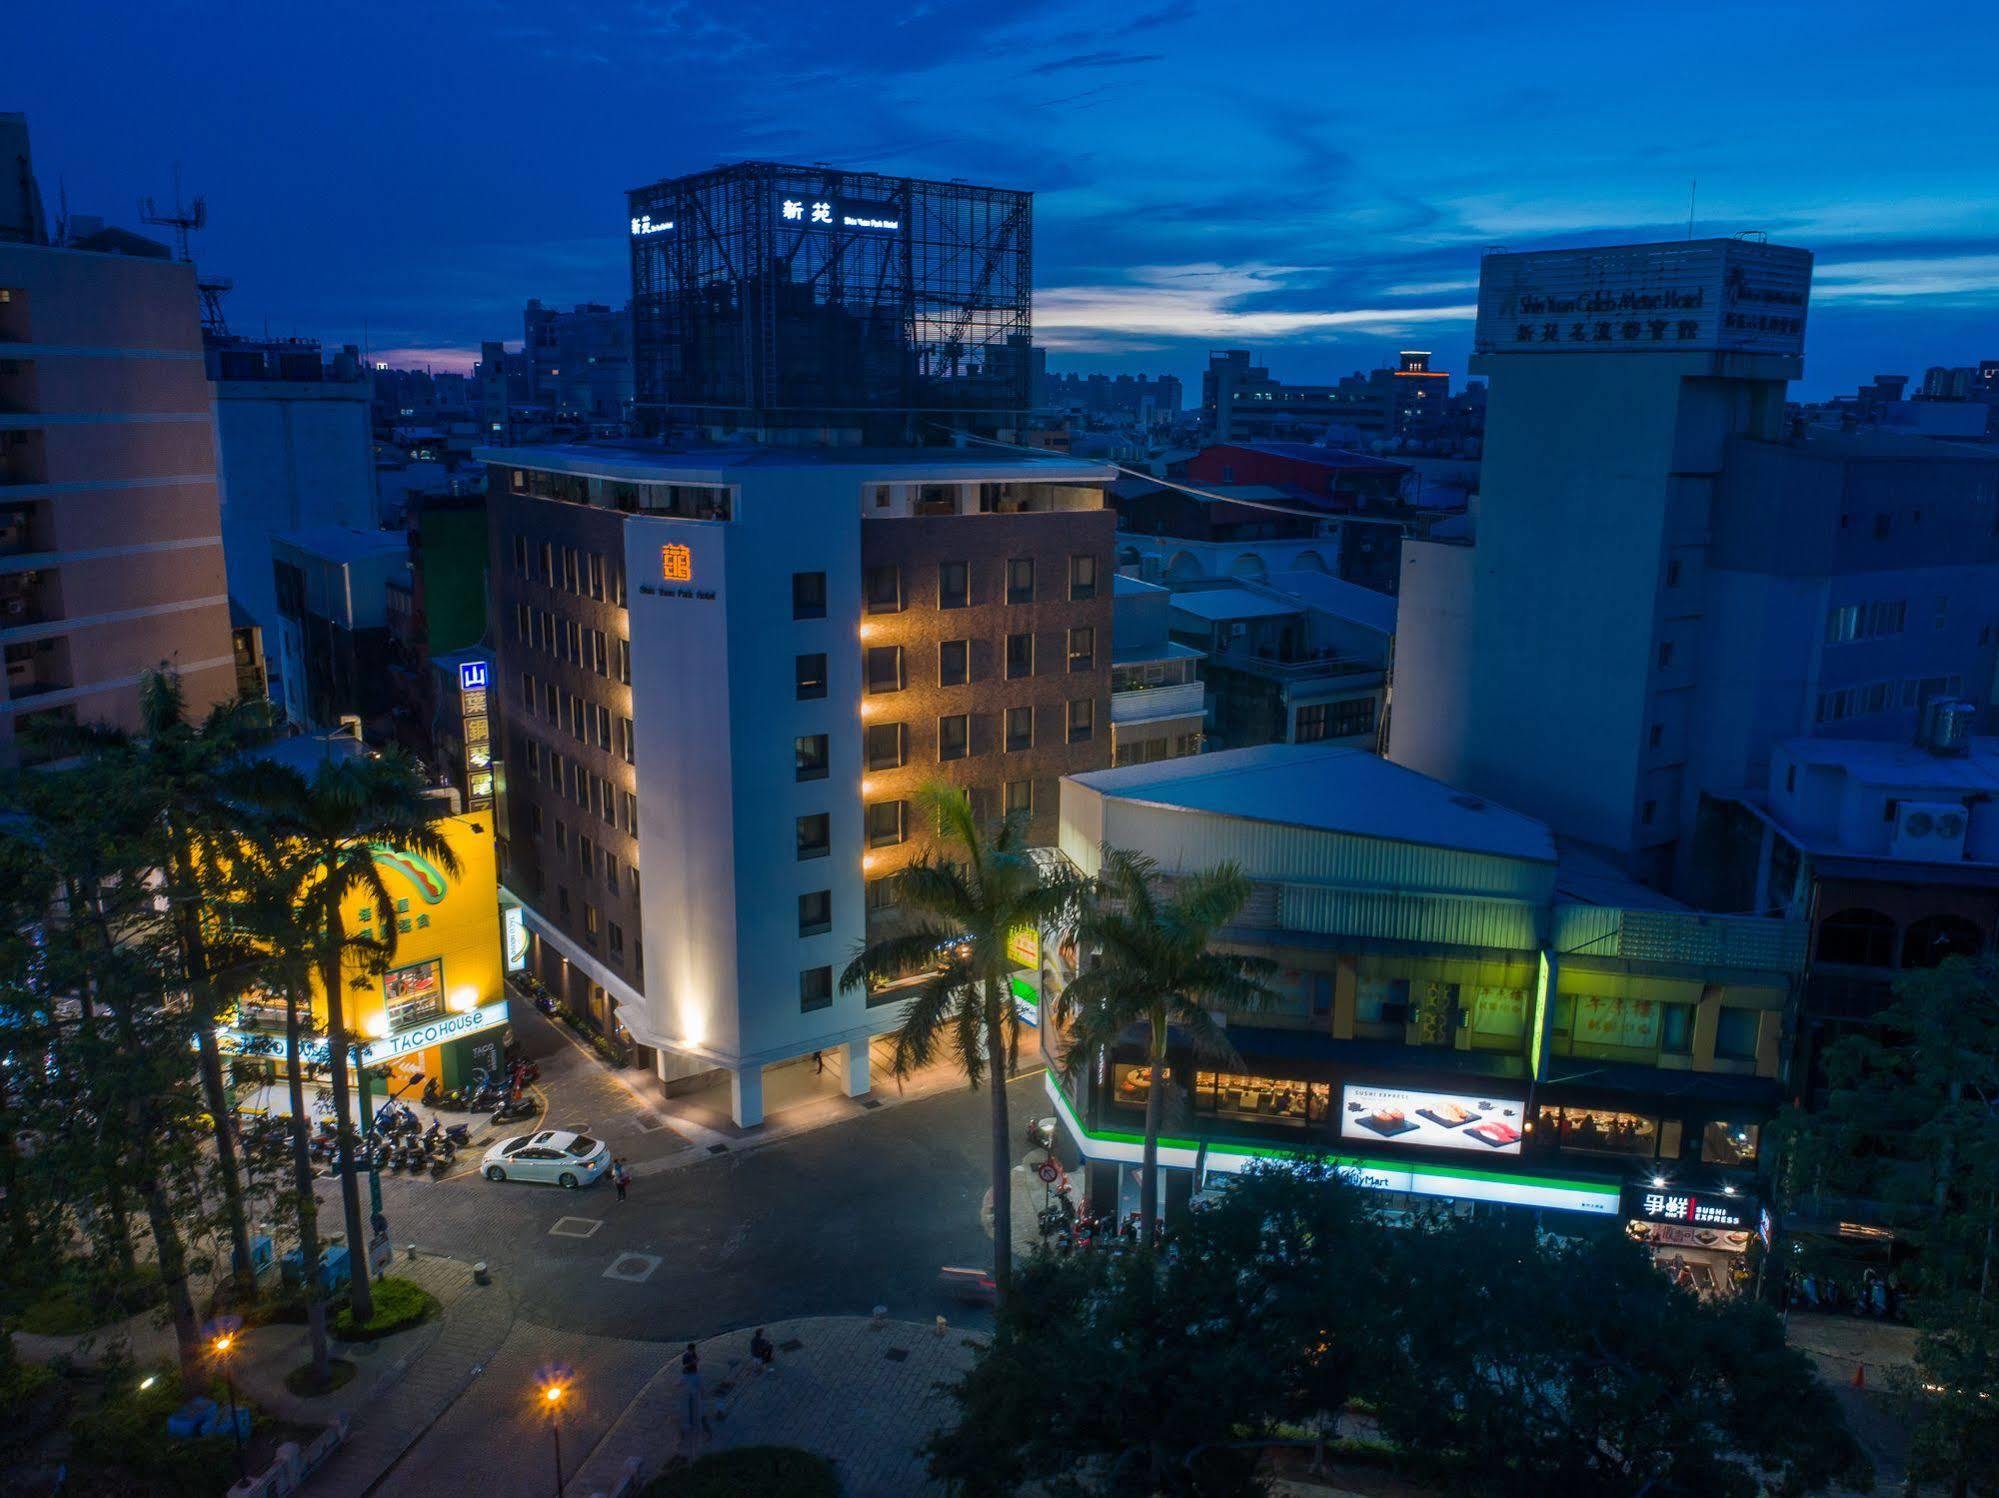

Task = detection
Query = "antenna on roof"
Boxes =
[141,163,231,334]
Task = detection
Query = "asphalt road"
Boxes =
[354,1014,1037,1341]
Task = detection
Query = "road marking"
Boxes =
[602,1251,661,1283]
[549,1216,603,1239]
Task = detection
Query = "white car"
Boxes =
[482,1129,611,1189]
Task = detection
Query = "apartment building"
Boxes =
[484,442,1116,1124]
[0,119,235,758]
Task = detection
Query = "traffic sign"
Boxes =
[1037,1160,1061,1184]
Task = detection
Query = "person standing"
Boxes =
[613,1157,630,1202]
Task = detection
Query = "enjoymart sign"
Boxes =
[1475,239,1812,360]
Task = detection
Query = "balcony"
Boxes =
[1111,677,1205,726]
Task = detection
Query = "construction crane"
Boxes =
[140,166,230,334]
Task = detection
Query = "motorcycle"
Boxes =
[490,1095,537,1125]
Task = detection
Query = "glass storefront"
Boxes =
[1535,1105,1662,1157]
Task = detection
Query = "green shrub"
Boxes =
[640,1445,839,1498]
[14,1263,164,1335]
[331,1276,438,1342]
[67,1364,238,1498]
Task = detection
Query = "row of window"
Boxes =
[794,782,1041,863]
[549,816,638,903]
[551,884,634,968]
[521,734,639,839]
[511,534,626,606]
[848,703,1095,773]
[1815,907,1989,969]
[861,554,1100,614]
[520,671,636,764]
[1294,698,1375,742]
[858,629,1096,696]
[1824,599,1908,645]
[514,603,632,685]
[1815,673,1963,725]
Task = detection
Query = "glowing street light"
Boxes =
[538,1373,571,1495]
[209,1321,247,1479]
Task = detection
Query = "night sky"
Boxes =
[13,1,1997,398]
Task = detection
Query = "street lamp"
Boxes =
[540,1377,568,1496]
[211,1329,246,1479]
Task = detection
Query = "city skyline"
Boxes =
[14,1,1996,399]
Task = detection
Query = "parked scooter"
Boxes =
[490,1094,537,1125]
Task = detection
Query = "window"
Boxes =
[1826,599,1907,643]
[1714,1007,1760,1061]
[608,922,624,957]
[866,645,906,694]
[1656,640,1674,669]
[1069,554,1098,601]
[872,485,892,509]
[1067,626,1095,672]
[1659,1003,1694,1055]
[799,966,833,1014]
[616,716,635,765]
[1007,557,1034,605]
[1185,1069,1330,1128]
[1649,723,1664,749]
[795,653,828,700]
[796,813,830,861]
[1067,698,1094,744]
[617,638,631,685]
[1005,706,1034,751]
[1702,1121,1760,1166]
[1642,799,1657,825]
[866,873,904,912]
[866,800,907,848]
[938,714,969,762]
[606,856,619,895]
[799,890,832,936]
[795,734,830,782]
[1665,558,1681,587]
[793,571,827,619]
[1006,632,1034,680]
[588,553,605,600]
[513,535,529,575]
[1536,1106,1660,1157]
[1004,778,1034,816]
[865,721,907,771]
[939,561,969,610]
[1295,697,1375,742]
[865,565,903,615]
[939,639,969,687]
[584,903,600,941]
[554,819,568,853]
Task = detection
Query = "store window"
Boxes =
[1537,1106,1659,1156]
[1110,1062,1170,1107]
[383,958,444,1032]
[1195,1070,1331,1128]
[1702,1121,1760,1166]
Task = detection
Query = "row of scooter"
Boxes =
[305,1101,472,1177]
[421,1055,540,1122]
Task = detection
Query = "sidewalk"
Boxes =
[568,1315,984,1498]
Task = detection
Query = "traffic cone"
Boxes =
[1851,1364,1865,1390]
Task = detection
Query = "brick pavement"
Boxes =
[569,1315,983,1498]
[304,1253,517,1497]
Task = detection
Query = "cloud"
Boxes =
[1036,262,1475,348]
[1028,50,1165,76]
[1812,253,1999,301]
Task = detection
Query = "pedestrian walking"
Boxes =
[750,1327,775,1376]
[613,1157,630,1202]
[812,1049,824,1074]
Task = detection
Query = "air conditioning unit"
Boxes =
[1890,800,1970,861]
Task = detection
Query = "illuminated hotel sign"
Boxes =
[779,196,901,232]
[629,214,674,236]
[1474,241,1812,359]
[660,543,693,583]
[459,660,488,692]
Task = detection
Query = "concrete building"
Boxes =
[1697,707,1999,1106]
[0,116,235,759]
[270,524,410,732]
[207,334,375,712]
[1043,371,1183,425]
[1109,575,1205,766]
[1203,349,1482,452]
[1168,573,1392,752]
[523,299,633,422]
[1391,238,1823,886]
[483,442,1117,1124]
[1050,745,1800,1273]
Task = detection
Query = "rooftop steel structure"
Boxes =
[628,161,1032,442]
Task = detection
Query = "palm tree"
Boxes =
[236,747,459,1322]
[1056,848,1280,1247]
[840,784,1080,1308]
[45,668,275,1297]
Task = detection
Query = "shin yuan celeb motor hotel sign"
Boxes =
[1474,239,1812,360]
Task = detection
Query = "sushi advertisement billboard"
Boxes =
[1339,1084,1526,1156]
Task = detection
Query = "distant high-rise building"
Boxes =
[627,161,1033,444]
[1044,371,1184,423]
[0,116,236,760]
[523,299,632,422]
[1202,348,1478,451]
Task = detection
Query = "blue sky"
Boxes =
[12,0,1997,396]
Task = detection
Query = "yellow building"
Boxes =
[216,811,511,1092]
